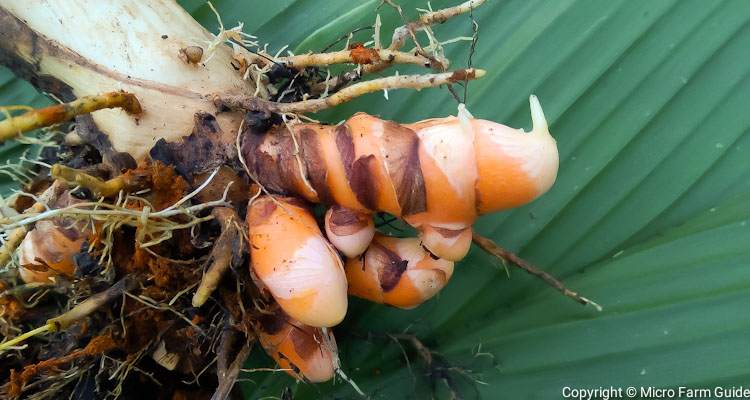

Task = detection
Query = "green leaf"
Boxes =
[0,67,52,194]
[3,1,750,398]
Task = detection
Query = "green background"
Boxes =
[3,0,750,398]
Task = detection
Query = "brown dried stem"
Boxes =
[215,68,485,114]
[472,232,602,311]
[0,92,142,143]
[212,329,253,400]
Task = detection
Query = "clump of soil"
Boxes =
[0,131,260,400]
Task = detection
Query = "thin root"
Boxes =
[472,233,603,311]
[369,0,486,75]
[309,0,485,95]
[215,68,485,114]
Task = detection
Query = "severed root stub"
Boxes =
[192,207,246,307]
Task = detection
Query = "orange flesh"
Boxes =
[474,124,539,213]
[248,197,347,327]
[404,119,477,228]
[345,235,453,308]
[346,114,401,215]
[290,164,320,203]
[259,321,336,383]
[316,126,368,211]
[290,125,324,202]
[344,257,383,303]
[248,199,320,279]
[275,290,317,322]
[382,276,424,309]
[409,148,475,224]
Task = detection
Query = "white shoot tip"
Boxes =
[457,103,476,139]
[457,103,474,119]
[529,95,549,135]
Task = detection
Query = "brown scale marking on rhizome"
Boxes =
[241,117,428,216]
